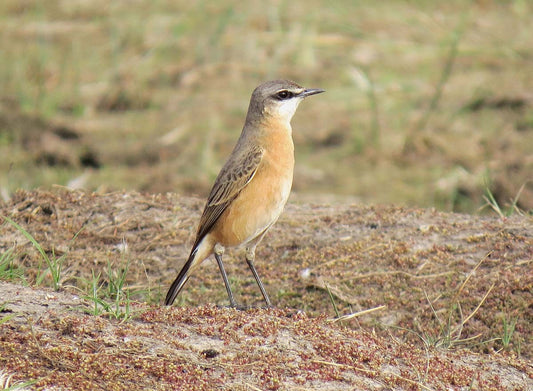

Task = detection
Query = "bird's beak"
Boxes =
[299,88,325,98]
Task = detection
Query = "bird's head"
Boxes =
[245,80,324,126]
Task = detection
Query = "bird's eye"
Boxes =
[276,90,292,100]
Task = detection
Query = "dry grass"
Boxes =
[0,0,532,212]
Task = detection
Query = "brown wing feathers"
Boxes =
[194,145,264,248]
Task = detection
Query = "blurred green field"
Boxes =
[1,0,532,213]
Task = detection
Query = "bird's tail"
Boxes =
[165,236,212,306]
[164,248,196,306]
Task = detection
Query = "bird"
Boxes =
[165,80,324,308]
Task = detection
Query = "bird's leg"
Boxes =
[245,247,272,308]
[214,244,237,308]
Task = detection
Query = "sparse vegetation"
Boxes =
[0,246,25,283]
[2,216,76,291]
[0,189,530,389]
[0,0,531,389]
[481,180,530,218]
[2,216,63,290]
[0,0,531,213]
[80,267,136,322]
[500,314,518,353]
[0,369,35,390]
[0,303,15,326]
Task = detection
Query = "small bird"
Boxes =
[165,80,324,307]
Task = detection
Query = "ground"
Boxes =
[0,189,531,390]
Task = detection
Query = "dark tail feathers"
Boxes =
[164,247,198,306]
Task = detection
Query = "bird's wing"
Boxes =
[194,144,264,246]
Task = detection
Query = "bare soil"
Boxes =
[0,189,531,390]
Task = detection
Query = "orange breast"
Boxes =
[212,128,294,248]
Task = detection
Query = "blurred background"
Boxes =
[0,0,531,213]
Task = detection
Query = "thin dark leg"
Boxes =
[246,257,272,307]
[214,252,237,307]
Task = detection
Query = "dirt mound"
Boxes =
[0,189,531,389]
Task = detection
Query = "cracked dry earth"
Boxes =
[0,189,531,390]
